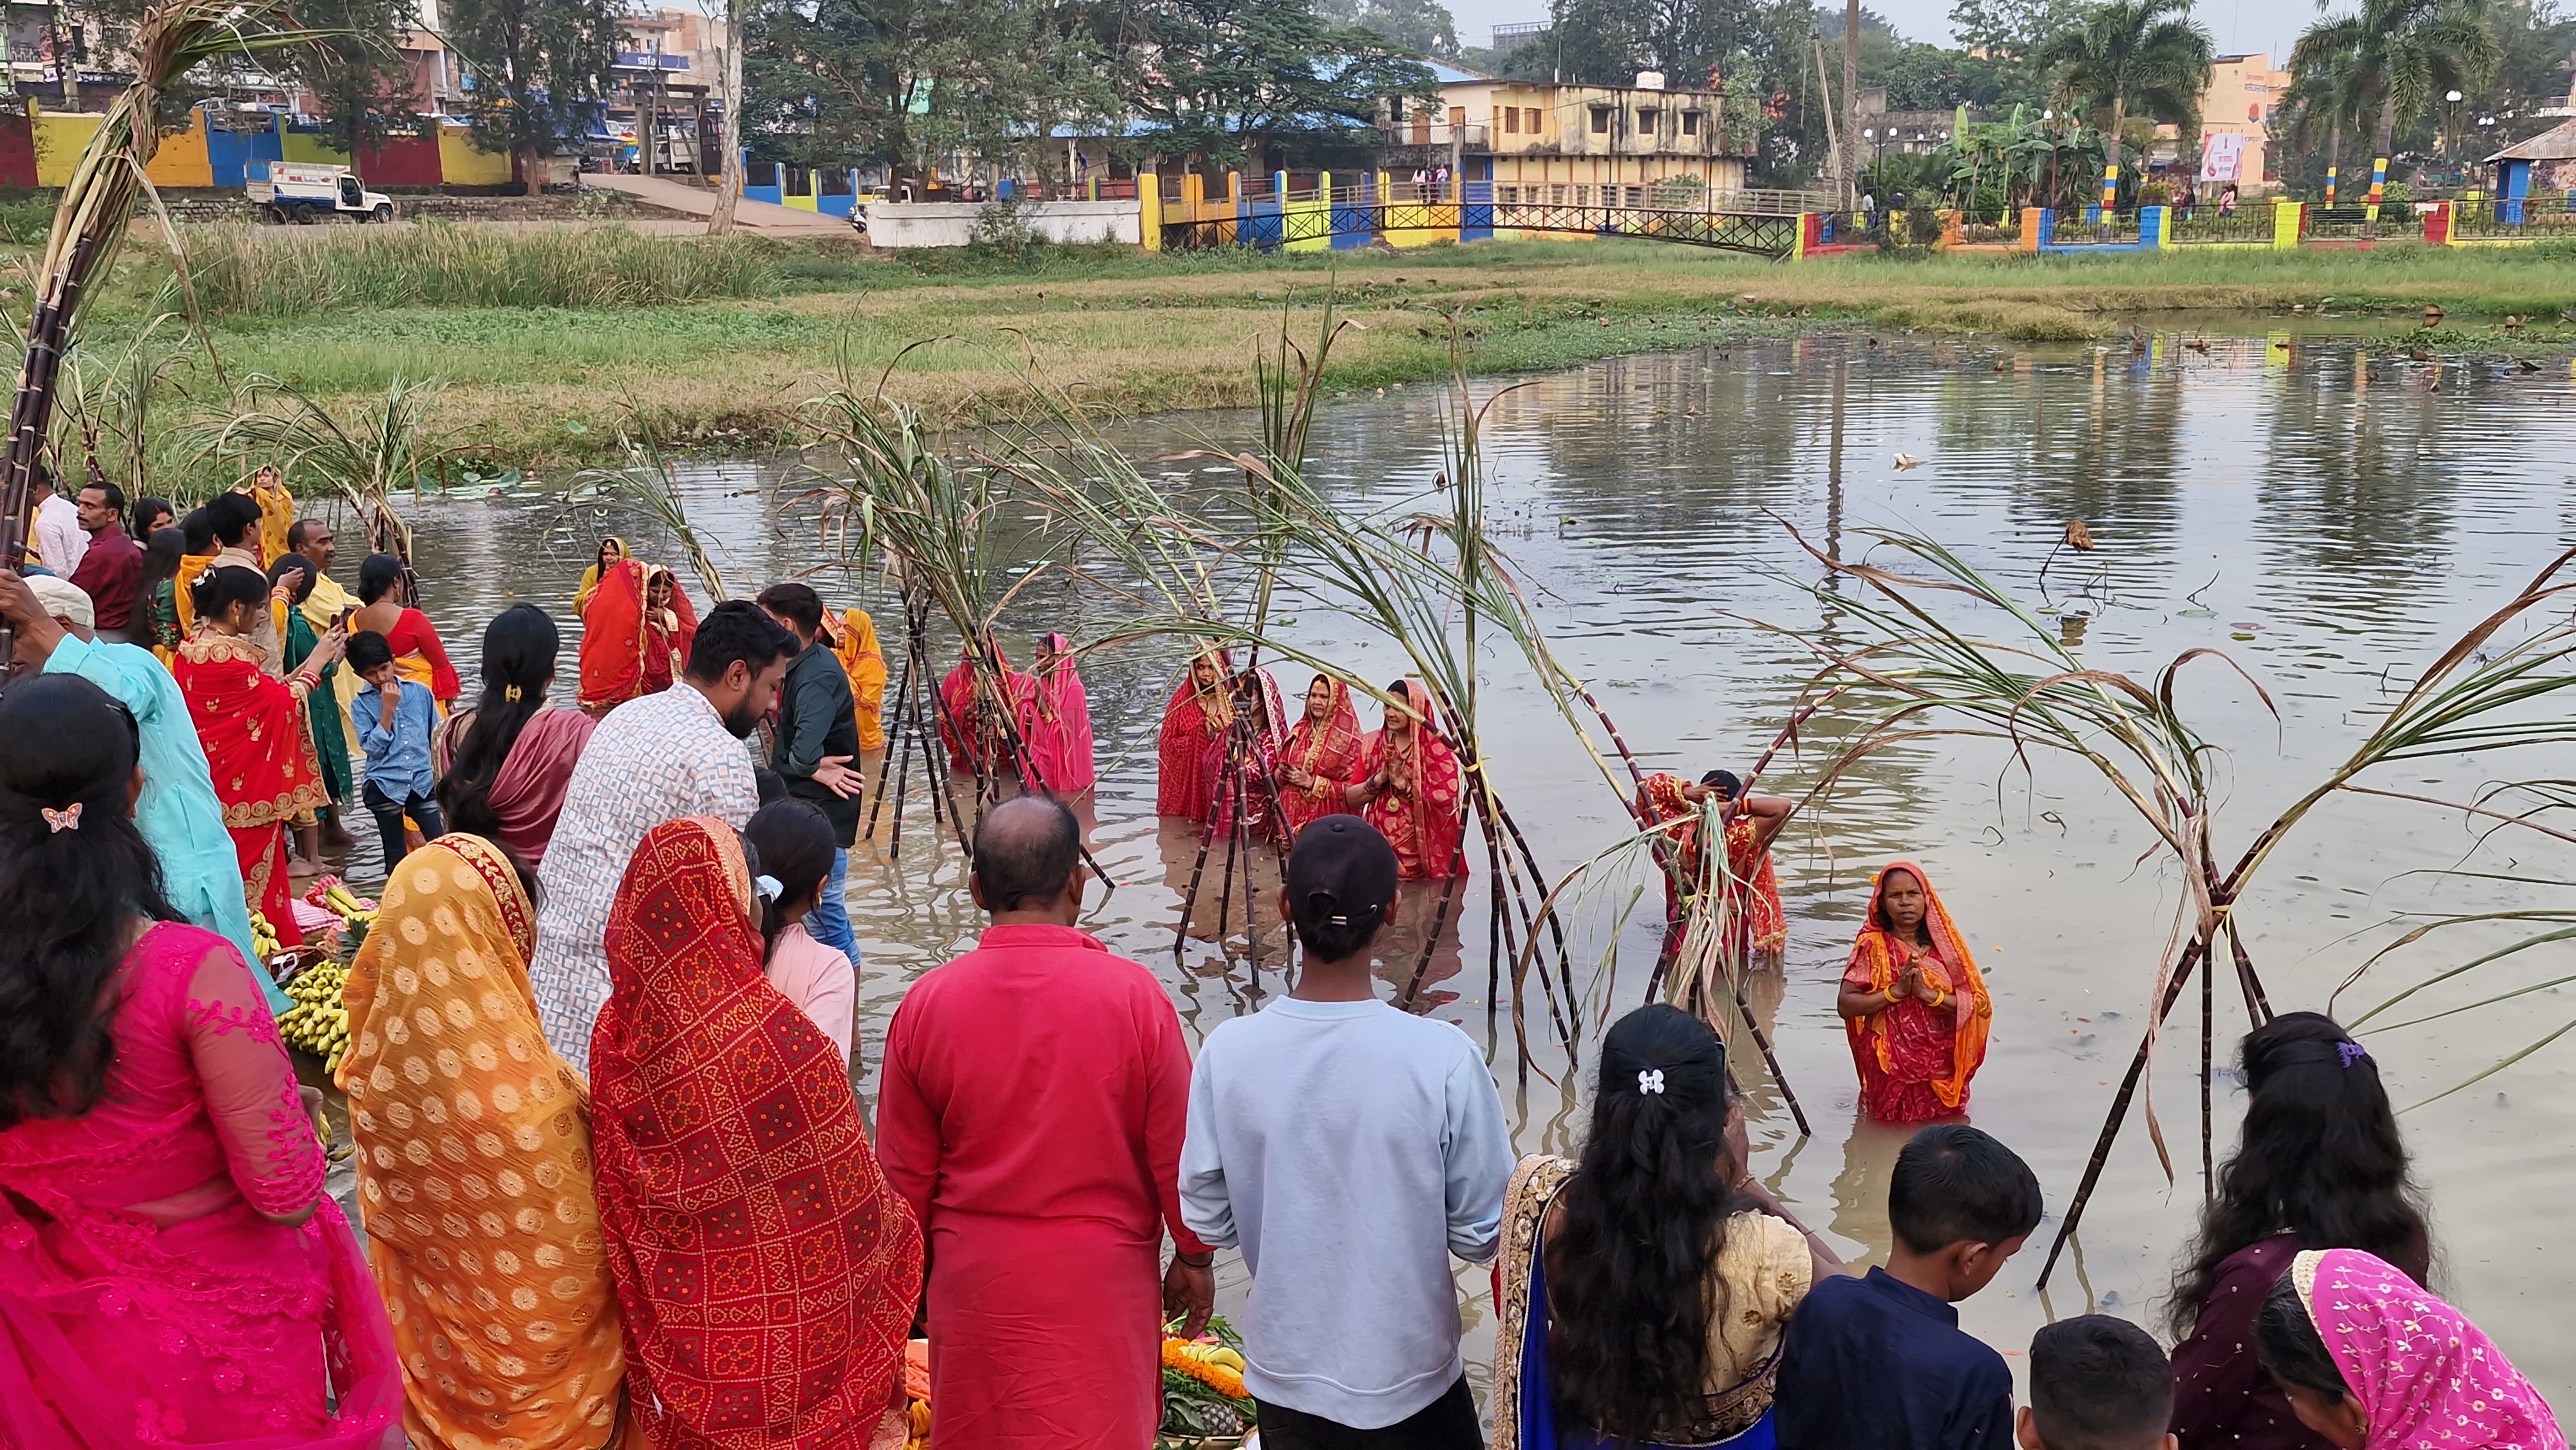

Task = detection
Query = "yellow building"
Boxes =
[2161,53,2288,191]
[1409,68,1754,206]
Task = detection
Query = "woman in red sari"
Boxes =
[576,560,698,713]
[1200,666,1287,838]
[939,639,1032,775]
[1155,646,1233,821]
[1015,632,1095,800]
[591,816,923,1449]
[1837,861,1993,1123]
[1347,679,1469,881]
[1636,769,1792,958]
[350,554,459,712]
[1278,674,1366,835]
[175,566,343,948]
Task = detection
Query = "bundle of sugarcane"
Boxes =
[0,0,316,652]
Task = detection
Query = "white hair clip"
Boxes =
[753,874,784,903]
[1637,1068,1665,1095]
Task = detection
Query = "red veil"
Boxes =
[1357,679,1469,881]
[1155,646,1233,820]
[591,817,923,1449]
[577,560,698,711]
[176,632,329,945]
[1278,675,1367,836]
[1201,666,1288,836]
[1015,632,1097,798]
[939,641,1031,773]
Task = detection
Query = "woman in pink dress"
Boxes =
[1015,632,1096,801]
[0,674,400,1449]
[1155,646,1233,822]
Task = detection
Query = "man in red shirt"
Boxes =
[66,482,142,643]
[878,795,1213,1450]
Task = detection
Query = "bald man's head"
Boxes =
[972,796,1083,914]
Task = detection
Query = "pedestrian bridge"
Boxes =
[1152,184,1831,260]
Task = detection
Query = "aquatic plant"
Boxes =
[1762,522,2576,1285]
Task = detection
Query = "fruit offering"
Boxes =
[277,960,352,1075]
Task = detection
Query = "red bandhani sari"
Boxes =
[578,561,697,711]
[1200,667,1287,838]
[1637,774,1788,957]
[1278,676,1366,836]
[1014,632,1095,800]
[1842,861,1993,1123]
[176,632,330,948]
[1155,647,1233,821]
[591,817,923,1449]
[1356,680,1469,881]
[939,645,1032,773]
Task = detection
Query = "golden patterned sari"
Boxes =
[342,833,630,1450]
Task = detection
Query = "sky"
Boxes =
[1446,0,2324,70]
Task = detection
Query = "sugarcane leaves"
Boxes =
[189,372,447,565]
[567,428,729,603]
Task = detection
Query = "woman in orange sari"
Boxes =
[1277,674,1365,835]
[591,817,922,1450]
[1348,679,1469,881]
[826,607,888,753]
[175,565,343,948]
[1836,862,1992,1123]
[576,560,697,714]
[1155,647,1233,822]
[342,833,628,1450]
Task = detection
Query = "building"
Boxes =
[600,9,730,174]
[2486,115,2576,193]
[1399,64,1756,205]
[2156,52,2287,191]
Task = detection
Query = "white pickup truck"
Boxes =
[247,162,395,224]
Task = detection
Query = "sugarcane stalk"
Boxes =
[2037,932,2209,1288]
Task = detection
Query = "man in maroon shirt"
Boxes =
[66,482,142,643]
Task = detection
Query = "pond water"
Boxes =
[388,329,2576,1394]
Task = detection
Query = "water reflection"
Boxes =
[388,328,2576,1392]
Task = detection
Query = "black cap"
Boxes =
[1285,814,1399,930]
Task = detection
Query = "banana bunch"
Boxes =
[277,960,353,1075]
[307,877,377,928]
[250,911,283,963]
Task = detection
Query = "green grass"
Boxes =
[200,303,832,393]
[180,222,782,315]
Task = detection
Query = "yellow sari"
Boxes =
[572,538,628,616]
[251,480,295,567]
[342,834,629,1450]
[831,607,889,753]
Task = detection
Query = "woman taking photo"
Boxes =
[435,604,596,870]
[1836,862,1991,1123]
[0,674,398,1447]
[1493,1005,1841,1450]
[2169,1013,2434,1449]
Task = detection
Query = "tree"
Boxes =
[2290,0,2503,165]
[442,0,624,187]
[2034,0,2215,178]
[1949,0,2094,58]
[1130,0,1439,167]
[743,0,1124,184]
[287,0,422,169]
[1314,0,1459,59]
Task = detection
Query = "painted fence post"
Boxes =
[2018,206,2043,252]
[2366,156,2387,218]
[2141,204,2170,249]
[1139,167,1162,252]
[2324,165,2337,208]
[2099,162,2118,212]
[1461,178,1493,243]
[2271,198,2302,249]
[2423,200,2452,246]
[1938,208,1961,248]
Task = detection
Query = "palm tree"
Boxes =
[2034,0,2217,189]
[2289,0,2499,170]
[2282,46,2371,198]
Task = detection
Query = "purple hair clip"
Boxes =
[2337,1041,2368,1069]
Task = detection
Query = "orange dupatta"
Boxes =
[1842,861,1991,1112]
[341,833,629,1450]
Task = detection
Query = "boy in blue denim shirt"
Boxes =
[348,630,442,872]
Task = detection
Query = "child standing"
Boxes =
[348,629,441,872]
[741,798,857,1064]
[1179,815,1515,1449]
[2020,1316,2175,1450]
[1774,1123,2043,1450]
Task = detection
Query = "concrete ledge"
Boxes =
[867,200,1139,249]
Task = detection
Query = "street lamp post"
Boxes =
[2445,89,2462,167]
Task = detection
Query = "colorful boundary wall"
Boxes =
[20,104,512,189]
[740,158,863,217]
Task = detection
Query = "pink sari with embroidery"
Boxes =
[1015,632,1096,800]
[2297,1248,2566,1450]
[0,923,401,1449]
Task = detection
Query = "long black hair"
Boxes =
[1549,1004,1750,1440]
[131,496,173,538]
[2249,1268,2347,1398]
[742,800,837,961]
[139,527,185,594]
[0,675,178,1127]
[2167,1012,2431,1337]
[437,605,559,842]
[189,565,268,625]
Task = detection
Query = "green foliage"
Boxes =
[439,0,623,180]
[182,225,781,315]
[2034,0,2217,172]
[0,189,61,246]
[279,0,421,164]
[1130,0,1441,165]
[1949,0,2094,59]
[2291,0,2503,161]
[1314,0,1459,59]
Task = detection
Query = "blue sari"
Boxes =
[1495,1157,1780,1450]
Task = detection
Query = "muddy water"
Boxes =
[393,331,2576,1393]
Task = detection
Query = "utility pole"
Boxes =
[1840,0,1858,207]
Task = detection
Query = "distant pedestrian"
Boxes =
[878,796,1213,1450]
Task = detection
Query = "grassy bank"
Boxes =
[80,227,2576,475]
